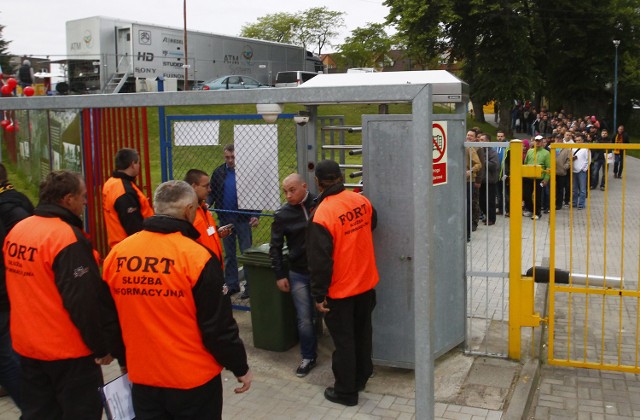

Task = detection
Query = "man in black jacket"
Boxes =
[207,144,258,299]
[0,163,34,408]
[269,174,317,377]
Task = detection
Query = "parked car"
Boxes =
[275,71,319,87]
[199,75,271,90]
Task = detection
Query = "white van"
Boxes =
[346,68,377,73]
[275,71,319,87]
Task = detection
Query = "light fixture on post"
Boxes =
[613,39,621,131]
[256,103,284,123]
[293,110,310,126]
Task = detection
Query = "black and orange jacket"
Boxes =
[3,203,123,361]
[103,215,248,389]
[307,184,379,302]
[103,171,154,248]
[193,202,224,269]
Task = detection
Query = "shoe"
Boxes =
[577,206,585,210]
[472,224,478,232]
[496,210,503,216]
[296,359,316,377]
[523,211,533,217]
[531,215,540,220]
[324,387,358,406]
[543,208,549,214]
[240,291,250,299]
[563,204,570,208]
[600,186,605,191]
[556,206,562,210]
[504,212,509,217]
[589,186,596,190]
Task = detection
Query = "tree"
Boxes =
[239,7,345,54]
[239,13,300,44]
[338,23,392,68]
[0,22,11,73]
[301,7,345,55]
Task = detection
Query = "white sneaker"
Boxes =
[523,211,533,217]
[531,215,539,220]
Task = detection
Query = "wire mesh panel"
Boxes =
[165,113,299,246]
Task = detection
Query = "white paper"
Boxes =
[234,124,281,211]
[174,120,220,146]
[101,374,135,420]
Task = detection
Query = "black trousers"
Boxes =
[523,178,543,216]
[479,182,497,223]
[556,174,570,208]
[324,289,376,397]
[132,374,223,420]
[21,355,104,420]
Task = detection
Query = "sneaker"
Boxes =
[296,359,316,377]
[600,186,605,191]
[531,215,540,220]
[563,203,570,208]
[543,208,549,214]
[523,211,533,217]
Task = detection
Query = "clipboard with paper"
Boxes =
[100,373,136,420]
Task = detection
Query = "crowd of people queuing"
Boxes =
[0,145,379,419]
[469,107,631,240]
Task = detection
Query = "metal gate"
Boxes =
[546,142,640,372]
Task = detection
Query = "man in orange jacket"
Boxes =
[103,148,154,248]
[4,170,123,420]
[103,180,251,419]
[306,160,379,407]
[184,169,231,270]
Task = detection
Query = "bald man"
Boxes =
[269,174,318,377]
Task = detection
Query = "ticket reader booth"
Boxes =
[302,71,469,368]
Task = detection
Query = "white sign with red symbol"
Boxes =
[432,121,447,186]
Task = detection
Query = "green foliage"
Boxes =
[384,0,640,127]
[239,13,300,44]
[0,21,12,72]
[239,7,345,54]
[338,23,392,68]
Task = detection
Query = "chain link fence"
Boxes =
[164,113,299,247]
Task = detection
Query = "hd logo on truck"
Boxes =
[137,52,154,62]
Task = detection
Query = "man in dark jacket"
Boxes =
[0,163,34,409]
[269,173,317,377]
[4,170,123,420]
[207,144,258,299]
[478,133,500,225]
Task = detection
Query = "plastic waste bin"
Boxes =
[237,244,298,351]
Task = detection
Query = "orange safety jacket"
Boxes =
[193,202,224,269]
[103,172,154,248]
[307,185,379,300]
[4,204,115,361]
[103,215,248,389]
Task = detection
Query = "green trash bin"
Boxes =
[238,244,298,351]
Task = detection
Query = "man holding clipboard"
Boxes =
[103,180,251,419]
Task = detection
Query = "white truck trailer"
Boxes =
[64,16,323,93]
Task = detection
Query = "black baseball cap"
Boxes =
[315,160,342,181]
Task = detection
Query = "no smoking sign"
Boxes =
[432,122,447,185]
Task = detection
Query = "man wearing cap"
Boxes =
[307,160,378,407]
[523,135,550,220]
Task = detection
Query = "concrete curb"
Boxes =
[503,358,541,420]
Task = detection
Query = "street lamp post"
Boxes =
[183,0,189,91]
[613,39,620,131]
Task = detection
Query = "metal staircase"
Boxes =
[102,54,131,94]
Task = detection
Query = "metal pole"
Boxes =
[613,40,620,131]
[183,0,189,91]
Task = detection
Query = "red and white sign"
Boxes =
[432,121,447,186]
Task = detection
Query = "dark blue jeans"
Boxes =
[219,215,253,292]
[289,271,317,360]
[0,310,21,408]
[591,160,606,188]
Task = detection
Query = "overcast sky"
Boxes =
[2,0,391,58]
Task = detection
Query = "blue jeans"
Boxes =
[614,153,624,177]
[220,215,253,292]
[572,171,587,208]
[0,310,21,408]
[591,160,606,188]
[289,271,317,360]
